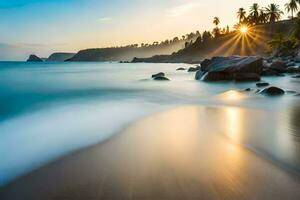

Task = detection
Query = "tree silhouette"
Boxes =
[237,8,247,23]
[265,3,284,23]
[249,3,260,24]
[285,0,298,19]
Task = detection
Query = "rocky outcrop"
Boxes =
[195,56,263,82]
[27,55,43,62]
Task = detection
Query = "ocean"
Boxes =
[1,61,300,186]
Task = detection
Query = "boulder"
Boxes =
[286,67,300,73]
[153,76,170,81]
[256,82,270,87]
[176,67,186,71]
[197,56,263,82]
[260,87,285,96]
[152,72,165,78]
[234,73,261,82]
[287,62,296,67]
[27,54,43,62]
[203,56,263,74]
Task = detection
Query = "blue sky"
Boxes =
[0,0,287,60]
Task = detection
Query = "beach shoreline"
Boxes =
[2,105,300,200]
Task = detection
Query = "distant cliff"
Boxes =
[132,19,297,63]
[46,53,75,62]
[66,36,199,62]
[27,54,43,62]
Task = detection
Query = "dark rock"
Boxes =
[286,90,298,94]
[261,68,283,76]
[292,74,300,78]
[27,54,43,62]
[270,61,288,73]
[200,59,211,71]
[287,62,296,67]
[195,70,206,80]
[202,71,233,81]
[234,73,261,82]
[260,87,285,96]
[256,82,270,87]
[244,88,252,92]
[295,93,300,96]
[203,56,263,74]
[176,67,186,71]
[188,66,200,72]
[153,76,170,81]
[286,67,300,73]
[198,56,263,82]
[152,72,165,78]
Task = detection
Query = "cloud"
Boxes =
[97,17,112,22]
[166,3,202,17]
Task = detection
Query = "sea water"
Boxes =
[0,61,300,186]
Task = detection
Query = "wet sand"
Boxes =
[1,105,300,200]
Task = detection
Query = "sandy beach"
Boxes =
[1,105,300,200]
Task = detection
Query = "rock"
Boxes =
[46,53,75,62]
[256,82,270,87]
[153,76,170,81]
[27,54,43,62]
[244,88,252,92]
[195,70,206,80]
[198,56,263,82]
[261,68,283,76]
[202,71,233,81]
[188,66,200,72]
[286,90,298,94]
[152,72,165,78]
[295,93,300,96]
[260,87,285,96]
[200,59,211,71]
[287,62,296,67]
[286,67,300,73]
[203,56,263,74]
[176,67,186,71]
[292,74,300,78]
[234,73,261,82]
[270,61,288,73]
[295,56,300,63]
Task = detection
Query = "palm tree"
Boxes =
[213,17,220,27]
[237,8,247,23]
[285,0,298,19]
[249,3,260,24]
[265,3,284,23]
[258,9,268,24]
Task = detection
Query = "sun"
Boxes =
[239,26,249,34]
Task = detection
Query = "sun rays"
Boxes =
[207,24,270,57]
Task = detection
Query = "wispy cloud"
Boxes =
[166,3,202,17]
[97,17,112,22]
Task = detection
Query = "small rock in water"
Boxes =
[286,90,298,94]
[152,72,165,78]
[256,82,270,87]
[287,67,300,73]
[292,74,300,78]
[260,87,285,96]
[188,67,199,72]
[244,88,252,92]
[176,67,186,71]
[153,76,170,81]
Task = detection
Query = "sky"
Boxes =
[0,0,287,60]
